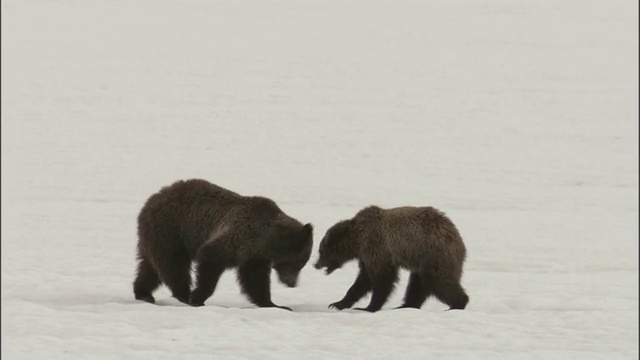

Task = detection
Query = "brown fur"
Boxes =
[315,205,468,312]
[133,179,313,310]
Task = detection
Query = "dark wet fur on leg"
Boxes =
[189,259,227,306]
[133,254,161,304]
[396,272,432,309]
[159,255,193,305]
[329,263,372,310]
[354,266,399,312]
[237,260,291,310]
[432,279,469,310]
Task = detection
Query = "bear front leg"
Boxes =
[189,259,226,307]
[354,265,399,313]
[329,262,372,310]
[189,242,228,307]
[237,259,292,311]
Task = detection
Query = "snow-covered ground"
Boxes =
[2,0,638,359]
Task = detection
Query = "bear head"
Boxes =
[269,222,314,288]
[314,219,357,275]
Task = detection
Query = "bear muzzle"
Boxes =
[313,259,325,270]
[277,272,298,288]
[314,259,338,275]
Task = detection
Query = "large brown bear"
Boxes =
[314,205,468,312]
[133,179,313,310]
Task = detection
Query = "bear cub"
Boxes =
[315,205,468,312]
[133,179,313,310]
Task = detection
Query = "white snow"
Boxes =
[1,0,638,359]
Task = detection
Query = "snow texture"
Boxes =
[2,0,638,359]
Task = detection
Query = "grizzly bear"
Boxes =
[314,205,468,312]
[133,179,313,310]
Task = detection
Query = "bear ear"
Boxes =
[333,219,352,237]
[302,223,313,237]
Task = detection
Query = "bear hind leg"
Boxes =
[133,254,161,304]
[432,279,469,310]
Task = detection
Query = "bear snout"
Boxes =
[324,266,337,275]
[277,271,299,288]
[314,259,325,270]
[315,259,339,275]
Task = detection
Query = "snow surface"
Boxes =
[2,0,638,359]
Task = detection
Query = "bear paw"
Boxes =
[353,307,377,313]
[394,304,420,310]
[135,294,156,304]
[328,301,350,310]
[257,303,292,311]
[188,294,205,307]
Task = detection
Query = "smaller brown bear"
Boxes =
[314,205,469,312]
[133,179,313,310]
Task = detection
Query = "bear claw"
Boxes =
[394,305,420,310]
[135,294,156,304]
[328,302,349,310]
[354,307,377,313]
